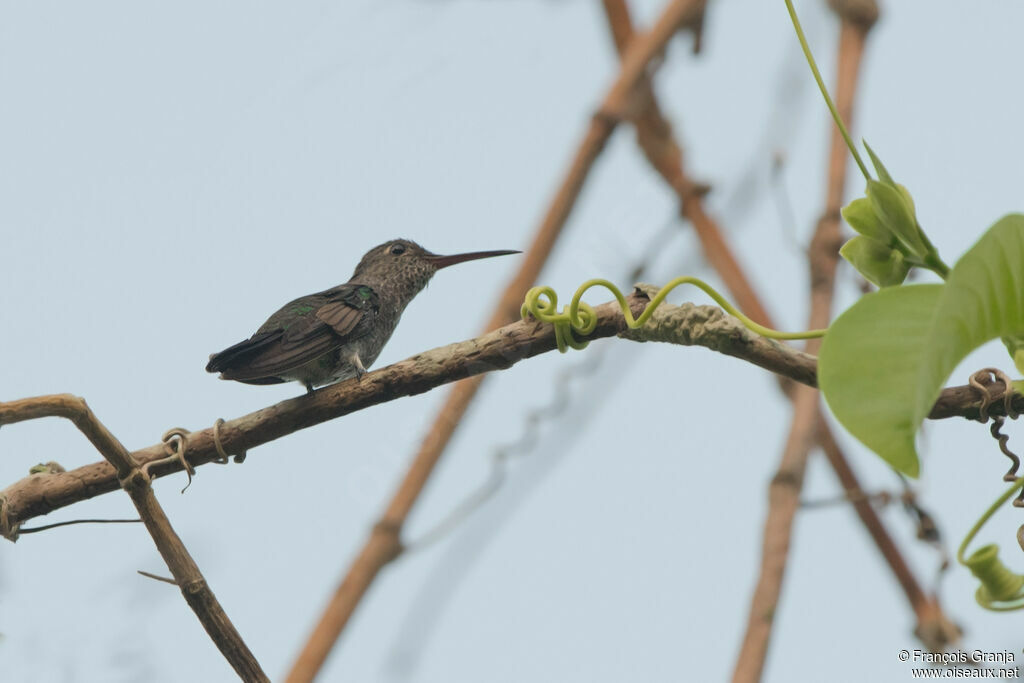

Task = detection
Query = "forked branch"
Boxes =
[0,395,268,682]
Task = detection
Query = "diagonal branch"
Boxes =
[0,395,268,682]
[601,0,771,327]
[602,0,954,662]
[733,6,883,682]
[283,2,707,680]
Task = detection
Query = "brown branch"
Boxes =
[732,10,877,683]
[0,293,1011,537]
[603,0,952,666]
[0,293,645,536]
[0,395,268,682]
[815,418,959,652]
[283,2,707,681]
[603,0,771,328]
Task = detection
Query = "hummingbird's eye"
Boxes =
[389,243,406,255]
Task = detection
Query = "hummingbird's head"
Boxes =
[352,239,519,298]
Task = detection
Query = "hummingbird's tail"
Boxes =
[206,324,340,385]
[206,333,288,384]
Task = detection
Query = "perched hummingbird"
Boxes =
[206,239,518,393]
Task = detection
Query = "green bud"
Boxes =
[839,235,911,287]
[867,179,926,258]
[841,197,890,243]
[895,184,916,218]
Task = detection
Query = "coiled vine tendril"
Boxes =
[958,476,1024,611]
[521,276,827,353]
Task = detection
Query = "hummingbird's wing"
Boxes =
[206,284,380,383]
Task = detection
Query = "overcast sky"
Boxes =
[3,1,1024,681]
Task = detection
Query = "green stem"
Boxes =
[924,254,950,279]
[919,231,951,278]
[784,0,871,182]
[958,476,1024,566]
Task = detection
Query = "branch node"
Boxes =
[828,0,880,31]
[592,106,626,127]
[372,519,405,563]
[770,469,802,490]
[118,468,151,493]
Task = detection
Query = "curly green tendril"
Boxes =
[520,277,827,353]
[957,476,1024,611]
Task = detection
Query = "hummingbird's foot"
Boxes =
[304,382,314,395]
[349,352,368,381]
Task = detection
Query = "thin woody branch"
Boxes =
[0,293,645,537]
[602,0,772,328]
[1,291,1012,538]
[0,396,268,682]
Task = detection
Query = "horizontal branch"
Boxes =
[621,286,819,385]
[0,287,1011,537]
[0,292,649,537]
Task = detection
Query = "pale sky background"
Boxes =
[2,1,1024,682]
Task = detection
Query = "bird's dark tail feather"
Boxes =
[206,332,281,375]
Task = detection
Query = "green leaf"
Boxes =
[863,140,895,185]
[819,284,942,477]
[839,235,910,287]
[841,197,890,243]
[1003,335,1024,375]
[911,214,1024,428]
[867,180,926,257]
[821,214,1024,478]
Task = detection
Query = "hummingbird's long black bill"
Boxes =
[425,249,520,269]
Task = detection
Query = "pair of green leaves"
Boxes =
[820,213,1024,477]
[839,144,941,287]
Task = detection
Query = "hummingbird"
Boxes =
[206,239,519,393]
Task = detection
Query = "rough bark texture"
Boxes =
[1,292,1012,539]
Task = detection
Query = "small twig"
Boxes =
[138,570,178,585]
[899,487,943,545]
[769,152,806,256]
[19,518,142,534]
[800,489,892,509]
